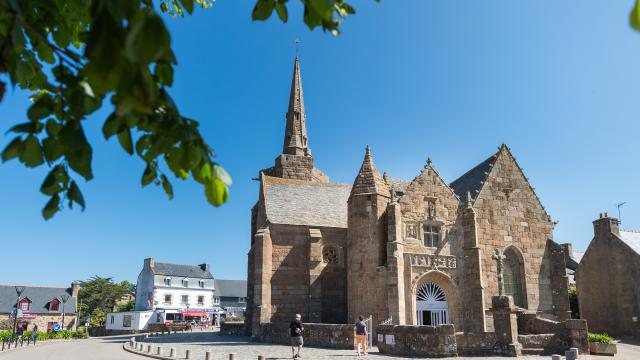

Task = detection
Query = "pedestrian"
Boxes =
[354,316,368,356]
[15,323,25,346]
[31,324,38,345]
[289,313,304,359]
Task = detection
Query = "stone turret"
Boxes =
[262,56,328,183]
[347,146,391,325]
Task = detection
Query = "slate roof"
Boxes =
[0,285,76,314]
[263,175,351,228]
[618,231,640,255]
[387,178,411,198]
[450,153,497,201]
[154,262,213,279]
[214,279,247,298]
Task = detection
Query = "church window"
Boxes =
[504,249,526,308]
[423,226,441,248]
[322,246,339,264]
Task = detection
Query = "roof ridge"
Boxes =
[0,284,68,289]
[264,174,350,187]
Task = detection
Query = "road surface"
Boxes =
[0,336,140,360]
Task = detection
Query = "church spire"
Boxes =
[283,56,310,156]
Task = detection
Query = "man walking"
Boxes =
[289,313,304,359]
[354,316,368,356]
[31,324,38,345]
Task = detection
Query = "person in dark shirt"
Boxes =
[289,313,304,359]
[354,316,368,355]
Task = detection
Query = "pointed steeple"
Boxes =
[283,56,310,156]
[351,145,390,197]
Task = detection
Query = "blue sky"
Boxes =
[1,0,639,286]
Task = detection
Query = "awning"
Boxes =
[179,311,207,317]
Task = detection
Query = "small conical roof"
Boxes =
[350,146,390,197]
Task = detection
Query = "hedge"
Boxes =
[0,329,87,342]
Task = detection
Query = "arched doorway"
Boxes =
[416,282,448,325]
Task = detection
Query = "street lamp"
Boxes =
[61,294,70,331]
[12,286,25,345]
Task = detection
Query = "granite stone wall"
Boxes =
[257,322,354,349]
[376,324,458,358]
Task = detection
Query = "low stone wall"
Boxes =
[517,312,563,334]
[456,332,500,356]
[564,319,589,354]
[220,322,246,337]
[258,323,354,349]
[376,324,457,358]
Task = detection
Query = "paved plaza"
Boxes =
[0,332,638,360]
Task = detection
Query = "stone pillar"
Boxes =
[549,240,571,320]
[564,319,589,354]
[251,227,273,339]
[308,228,323,323]
[462,204,486,333]
[385,201,406,325]
[490,295,522,356]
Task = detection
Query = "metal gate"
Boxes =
[364,315,372,347]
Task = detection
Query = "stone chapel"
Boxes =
[246,57,571,337]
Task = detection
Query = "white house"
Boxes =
[135,258,218,323]
[106,310,154,331]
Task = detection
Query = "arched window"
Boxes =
[504,248,526,308]
[416,282,449,325]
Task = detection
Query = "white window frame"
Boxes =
[164,277,172,287]
[182,278,189,288]
[199,280,205,288]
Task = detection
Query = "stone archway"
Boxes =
[410,270,460,327]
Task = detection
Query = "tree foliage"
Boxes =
[77,276,133,324]
[0,0,365,219]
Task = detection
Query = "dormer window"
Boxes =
[182,279,189,288]
[199,280,205,289]
[49,298,61,312]
[164,277,172,287]
[18,298,31,311]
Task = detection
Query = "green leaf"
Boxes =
[45,119,62,136]
[179,0,194,14]
[42,137,65,162]
[8,122,43,134]
[68,181,86,210]
[59,122,94,180]
[40,165,67,196]
[20,135,44,167]
[35,41,55,64]
[161,174,174,199]
[125,11,171,63]
[275,2,288,22]
[632,0,640,31]
[27,96,53,121]
[117,128,134,155]
[198,162,212,181]
[42,194,61,220]
[103,113,123,139]
[154,63,173,86]
[141,163,157,186]
[204,178,228,207]
[15,60,36,83]
[252,0,275,20]
[212,163,232,185]
[186,145,201,168]
[1,137,24,162]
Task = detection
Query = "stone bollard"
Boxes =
[169,347,176,358]
[229,354,236,360]
[565,347,579,360]
[551,355,561,360]
[146,344,152,353]
[156,346,161,355]
[258,356,265,360]
[205,351,213,360]
[185,349,192,359]
[138,343,144,351]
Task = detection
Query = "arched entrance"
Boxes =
[416,282,448,325]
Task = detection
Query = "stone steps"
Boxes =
[522,348,545,355]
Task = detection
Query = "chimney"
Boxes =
[144,257,155,271]
[71,282,79,297]
[560,243,574,260]
[593,212,620,238]
[199,263,209,272]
